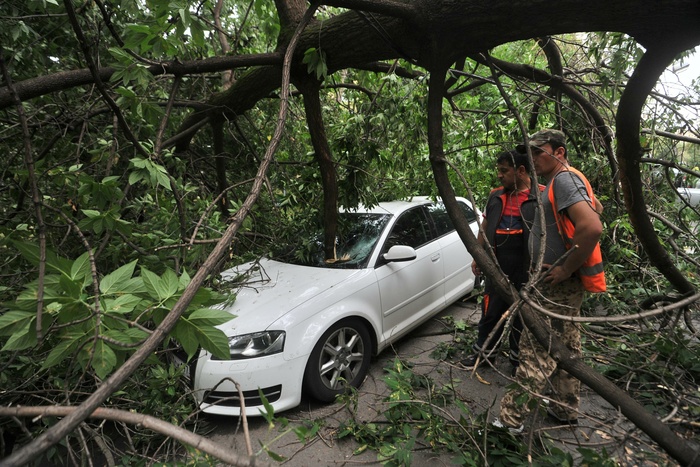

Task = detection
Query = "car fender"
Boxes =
[273,277,383,362]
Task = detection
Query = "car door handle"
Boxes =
[431,253,441,262]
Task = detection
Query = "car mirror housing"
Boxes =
[382,245,417,262]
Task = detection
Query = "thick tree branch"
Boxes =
[641,128,700,145]
[0,54,282,110]
[480,54,619,198]
[518,286,700,467]
[5,0,699,148]
[322,0,416,19]
[535,36,564,128]
[0,406,268,467]
[616,44,697,295]
[213,0,234,89]
[427,64,514,303]
[296,77,340,260]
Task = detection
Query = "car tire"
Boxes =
[303,318,372,402]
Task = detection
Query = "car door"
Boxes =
[429,200,479,305]
[374,205,445,342]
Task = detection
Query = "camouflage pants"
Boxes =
[499,277,584,427]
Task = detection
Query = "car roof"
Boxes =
[340,196,437,215]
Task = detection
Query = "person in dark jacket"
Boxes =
[459,150,541,375]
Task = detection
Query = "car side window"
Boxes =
[428,201,477,237]
[383,207,431,252]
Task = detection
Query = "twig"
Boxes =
[190,179,255,246]
[0,50,48,342]
[235,381,253,457]
[522,288,700,324]
[155,76,182,155]
[63,0,150,160]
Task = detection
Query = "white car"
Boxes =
[187,196,480,416]
[679,186,700,207]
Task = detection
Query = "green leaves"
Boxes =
[71,252,92,285]
[303,47,328,80]
[128,157,172,190]
[172,308,234,359]
[79,208,129,235]
[142,267,178,302]
[42,331,84,369]
[0,311,36,337]
[100,260,138,295]
[0,311,37,351]
[2,244,233,380]
[12,240,73,278]
[109,51,154,90]
[104,294,142,314]
[91,339,118,379]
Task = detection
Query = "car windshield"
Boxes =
[274,213,391,269]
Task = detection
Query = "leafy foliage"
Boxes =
[331,358,625,466]
[0,0,699,464]
[0,242,231,396]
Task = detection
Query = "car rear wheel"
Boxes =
[303,319,372,402]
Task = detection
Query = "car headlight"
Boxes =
[213,331,286,360]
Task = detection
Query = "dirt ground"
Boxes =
[204,296,686,466]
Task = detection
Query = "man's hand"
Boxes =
[544,264,572,285]
[471,260,481,276]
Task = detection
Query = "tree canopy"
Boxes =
[1,0,699,465]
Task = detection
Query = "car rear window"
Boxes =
[428,201,477,236]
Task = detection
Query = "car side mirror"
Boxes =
[382,245,417,262]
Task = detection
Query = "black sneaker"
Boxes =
[546,407,579,425]
[457,353,494,370]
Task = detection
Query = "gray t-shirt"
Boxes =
[528,170,592,267]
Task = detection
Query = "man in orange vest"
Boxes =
[496,129,605,432]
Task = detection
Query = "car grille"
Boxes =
[169,345,198,390]
[203,384,282,408]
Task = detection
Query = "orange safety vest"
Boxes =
[549,167,606,293]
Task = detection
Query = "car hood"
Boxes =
[216,258,365,336]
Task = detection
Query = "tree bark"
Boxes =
[212,118,231,215]
[297,77,340,260]
[616,42,697,295]
[0,406,269,467]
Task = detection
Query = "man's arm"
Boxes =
[471,218,487,275]
[546,200,603,285]
[594,197,603,214]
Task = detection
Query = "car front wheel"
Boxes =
[303,319,372,402]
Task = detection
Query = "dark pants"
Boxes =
[474,233,526,364]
